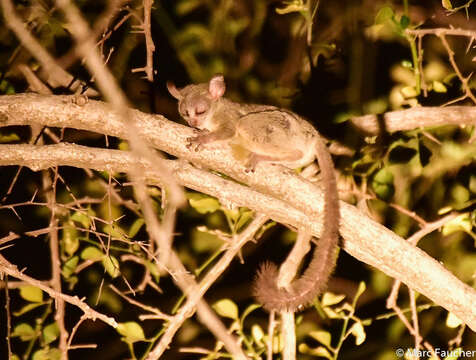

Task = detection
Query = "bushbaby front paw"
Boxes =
[187,133,211,151]
[186,136,201,151]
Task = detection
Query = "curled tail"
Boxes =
[253,135,340,312]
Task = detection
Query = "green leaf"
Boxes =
[62,221,79,256]
[0,79,16,94]
[118,141,129,150]
[189,194,221,214]
[401,60,413,68]
[32,348,61,360]
[354,281,367,301]
[62,256,79,278]
[176,0,203,15]
[103,224,127,240]
[223,207,241,224]
[335,111,359,123]
[441,141,472,161]
[308,330,331,348]
[191,228,222,253]
[145,260,160,281]
[129,218,145,238]
[349,322,366,345]
[235,210,254,232]
[442,0,453,10]
[433,80,447,93]
[80,246,104,261]
[400,15,410,29]
[372,168,395,200]
[13,302,44,316]
[444,347,462,360]
[446,312,462,328]
[374,168,393,183]
[276,1,307,15]
[363,98,388,115]
[174,24,213,51]
[251,324,264,343]
[213,298,239,319]
[400,86,418,98]
[43,322,60,345]
[438,206,453,215]
[70,210,92,229]
[116,322,146,343]
[227,18,250,37]
[321,292,345,307]
[240,303,261,325]
[442,213,471,235]
[451,184,470,204]
[375,6,394,24]
[96,288,123,313]
[456,254,476,281]
[371,271,391,296]
[298,344,333,358]
[102,255,120,278]
[0,133,20,143]
[19,286,43,303]
[12,323,35,341]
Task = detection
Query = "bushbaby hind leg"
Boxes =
[245,150,303,172]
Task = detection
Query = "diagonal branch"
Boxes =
[0,253,117,327]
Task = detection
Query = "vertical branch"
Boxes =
[43,168,69,359]
[416,35,427,96]
[406,33,421,94]
[275,230,312,357]
[4,277,12,359]
[281,311,296,360]
[143,0,155,81]
[266,311,276,360]
[131,0,156,81]
[409,289,421,353]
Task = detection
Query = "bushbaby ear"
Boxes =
[167,81,182,100]
[208,74,225,100]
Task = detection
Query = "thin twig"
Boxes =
[406,28,476,38]
[4,276,12,359]
[0,254,117,327]
[109,284,172,320]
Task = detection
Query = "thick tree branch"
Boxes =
[350,106,476,134]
